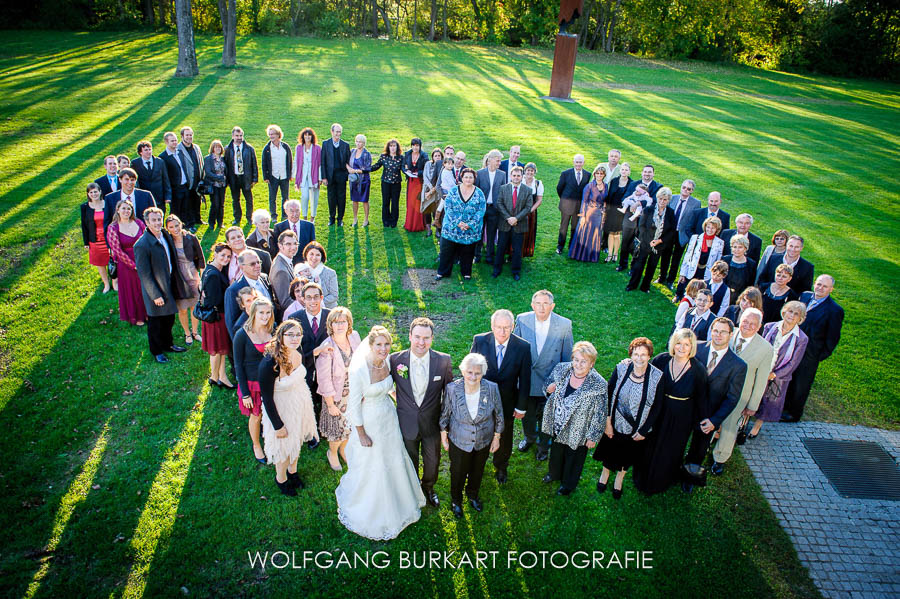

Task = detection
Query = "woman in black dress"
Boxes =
[632,328,708,495]
[604,162,632,264]
[722,233,757,303]
[760,263,797,323]
[593,337,663,499]
[368,139,404,227]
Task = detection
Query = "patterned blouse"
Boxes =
[369,154,403,184]
[210,156,226,188]
[441,185,486,245]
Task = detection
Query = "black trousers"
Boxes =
[381,181,401,226]
[685,427,714,466]
[230,177,253,223]
[186,188,202,226]
[208,186,226,228]
[783,352,821,420]
[267,178,290,219]
[147,313,175,356]
[326,179,347,223]
[548,442,588,490]
[491,413,515,474]
[170,185,188,223]
[404,433,441,494]
[522,395,551,449]
[437,238,476,277]
[618,225,638,270]
[475,205,499,261]
[494,230,524,276]
[449,441,491,504]
[663,241,687,285]
[628,248,663,292]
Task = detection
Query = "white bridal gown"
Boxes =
[335,358,425,540]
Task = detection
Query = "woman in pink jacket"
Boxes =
[315,306,361,471]
[294,127,322,221]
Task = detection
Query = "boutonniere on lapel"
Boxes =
[396,364,409,379]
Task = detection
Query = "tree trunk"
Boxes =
[469,0,481,30]
[142,0,154,24]
[158,0,167,25]
[290,0,300,35]
[412,0,417,39]
[442,0,447,40]
[377,2,391,37]
[371,0,378,36]
[218,0,237,66]
[604,0,621,52]
[250,0,260,33]
[174,0,199,77]
[579,0,592,46]
[428,0,436,41]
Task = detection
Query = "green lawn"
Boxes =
[1,30,898,599]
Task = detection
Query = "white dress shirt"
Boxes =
[244,275,269,299]
[270,142,287,180]
[487,169,497,205]
[534,316,551,355]
[166,148,187,185]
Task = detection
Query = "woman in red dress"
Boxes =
[80,182,113,293]
[106,199,147,326]
[402,138,426,232]
[200,242,235,387]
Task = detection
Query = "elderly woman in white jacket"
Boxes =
[675,215,724,301]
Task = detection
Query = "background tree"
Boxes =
[174,0,200,77]
[218,0,237,66]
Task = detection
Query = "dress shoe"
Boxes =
[556,486,572,496]
[473,255,481,263]
[612,486,623,500]
[469,497,483,512]
[425,492,440,508]
[275,475,297,496]
[154,354,169,363]
[208,378,222,388]
[433,274,443,281]
[231,220,240,226]
[596,479,607,494]
[681,482,694,494]
[337,221,343,227]
[307,438,320,450]
[513,274,521,281]
[615,265,626,272]
[491,271,500,278]
[542,473,553,484]
[780,412,798,423]
[710,461,725,476]
[495,470,508,484]
[518,439,533,452]
[640,288,650,294]
[624,286,636,292]
[655,278,666,285]
[169,345,187,353]
[462,275,471,280]
[328,219,335,226]
[555,247,562,254]
[287,471,305,490]
[535,450,548,462]
[451,503,463,519]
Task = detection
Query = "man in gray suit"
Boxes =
[513,289,574,461]
[474,149,507,264]
[269,229,299,320]
[660,179,700,288]
[492,166,533,281]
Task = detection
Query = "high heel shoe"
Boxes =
[596,479,608,494]
[208,378,222,388]
[326,449,341,471]
[287,471,305,490]
[275,475,297,496]
[218,380,235,389]
[612,486,623,500]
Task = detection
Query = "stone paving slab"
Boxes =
[740,422,900,599]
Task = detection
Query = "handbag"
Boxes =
[107,260,117,279]
[196,180,209,195]
[736,414,752,446]
[192,284,219,323]
[421,184,440,215]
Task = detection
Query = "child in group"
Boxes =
[619,183,651,221]
[707,261,731,316]
[674,278,707,329]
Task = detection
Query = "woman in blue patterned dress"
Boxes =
[569,164,607,262]
[435,168,485,281]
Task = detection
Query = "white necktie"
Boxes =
[412,359,427,406]
[576,171,581,185]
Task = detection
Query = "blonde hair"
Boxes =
[112,198,135,224]
[667,328,698,358]
[243,298,275,335]
[367,325,392,347]
[775,263,794,277]
[685,278,707,299]
[266,124,283,138]
[781,300,807,324]
[571,341,598,365]
[326,306,354,337]
[657,186,673,201]
[702,216,723,235]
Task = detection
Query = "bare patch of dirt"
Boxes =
[393,309,462,338]
[0,239,47,284]
[401,268,442,293]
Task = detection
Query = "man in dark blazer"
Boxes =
[133,207,187,363]
[683,317,747,493]
[286,282,330,448]
[272,200,315,266]
[224,248,276,339]
[269,230,298,320]
[719,213,762,264]
[160,131,191,223]
[492,166,533,280]
[474,150,507,264]
[177,126,205,230]
[636,164,662,200]
[499,145,524,179]
[103,168,156,226]
[470,309,532,484]
[95,155,119,197]
[390,317,454,507]
[660,179,700,288]
[685,191,731,237]
[755,234,814,294]
[683,290,714,342]
[626,193,677,292]
[555,154,589,254]
[320,123,351,226]
[224,126,258,226]
[782,275,844,422]
[132,140,171,209]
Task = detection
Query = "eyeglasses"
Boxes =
[284,332,303,339]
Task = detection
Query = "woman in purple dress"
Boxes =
[106,199,147,326]
[750,301,809,438]
[568,164,607,262]
[347,134,372,227]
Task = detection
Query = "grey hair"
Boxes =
[737,213,754,225]
[741,307,764,325]
[487,149,503,160]
[532,289,554,303]
[284,199,301,211]
[491,309,515,326]
[459,352,488,375]
[251,209,272,225]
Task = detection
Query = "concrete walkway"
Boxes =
[740,422,900,598]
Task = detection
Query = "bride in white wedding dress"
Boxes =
[335,325,426,540]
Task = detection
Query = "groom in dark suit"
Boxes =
[470,309,531,484]
[390,317,454,508]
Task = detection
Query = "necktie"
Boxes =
[690,314,700,330]
[413,359,427,406]
[145,160,151,171]
[496,344,505,368]
[512,185,518,211]
[311,315,319,337]
[125,194,132,206]
[674,199,684,224]
[236,146,244,176]
[291,222,297,236]
[736,338,746,355]
[576,171,581,185]
[708,351,718,373]
[110,175,116,190]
